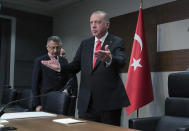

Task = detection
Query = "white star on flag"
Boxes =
[131,58,142,71]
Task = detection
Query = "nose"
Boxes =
[91,22,96,29]
[54,48,57,52]
[53,48,58,54]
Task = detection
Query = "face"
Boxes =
[46,40,61,57]
[90,13,110,39]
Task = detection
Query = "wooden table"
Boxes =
[2,115,139,131]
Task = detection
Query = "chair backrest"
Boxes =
[157,72,189,131]
[155,116,189,131]
[15,88,33,110]
[168,72,189,97]
[1,87,16,105]
[155,97,189,131]
[44,91,70,115]
[165,97,189,117]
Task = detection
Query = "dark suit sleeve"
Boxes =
[60,43,83,74]
[64,74,78,96]
[59,57,69,73]
[110,39,126,70]
[32,58,42,108]
[59,57,78,96]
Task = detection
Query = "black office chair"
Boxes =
[168,72,189,97]
[0,86,16,107]
[129,72,189,131]
[10,87,33,112]
[44,91,70,115]
[44,75,78,116]
[129,97,189,131]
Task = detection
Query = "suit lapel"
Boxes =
[88,37,95,73]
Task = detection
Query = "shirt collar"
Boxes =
[95,32,108,44]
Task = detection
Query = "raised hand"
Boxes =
[41,59,60,71]
[95,45,112,62]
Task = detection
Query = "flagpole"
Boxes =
[140,0,143,8]
[137,110,139,118]
[136,0,143,119]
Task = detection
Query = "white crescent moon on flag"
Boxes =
[134,33,143,52]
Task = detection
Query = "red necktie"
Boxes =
[93,40,101,69]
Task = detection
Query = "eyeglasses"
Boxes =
[48,46,61,50]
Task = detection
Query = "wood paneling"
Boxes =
[156,49,189,71]
[110,0,189,72]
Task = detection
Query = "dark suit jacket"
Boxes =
[32,54,71,108]
[61,34,130,112]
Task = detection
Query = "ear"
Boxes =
[46,45,50,52]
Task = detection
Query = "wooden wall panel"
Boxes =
[110,0,189,72]
[156,49,189,71]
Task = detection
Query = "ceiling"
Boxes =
[1,0,84,16]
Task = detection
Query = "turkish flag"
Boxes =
[125,8,154,115]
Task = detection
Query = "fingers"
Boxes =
[103,55,110,62]
[105,45,109,51]
[94,45,112,62]
[95,50,106,58]
[41,59,60,71]
[95,50,111,62]
[41,59,57,65]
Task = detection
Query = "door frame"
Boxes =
[0,15,16,88]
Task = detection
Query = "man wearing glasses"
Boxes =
[32,36,71,111]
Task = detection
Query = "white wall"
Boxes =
[157,18,189,52]
[53,0,177,128]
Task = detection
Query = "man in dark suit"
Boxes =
[32,36,73,112]
[41,11,130,126]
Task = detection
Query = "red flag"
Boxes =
[125,8,154,115]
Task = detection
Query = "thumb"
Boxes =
[41,60,47,65]
[105,45,109,51]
